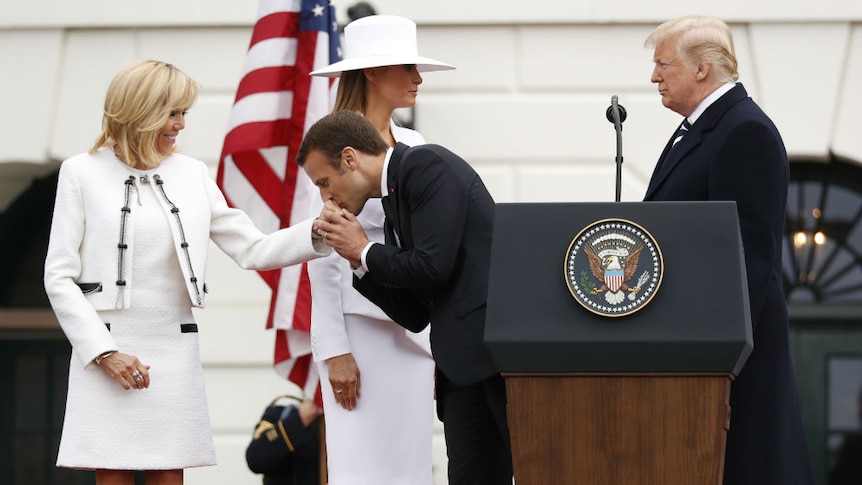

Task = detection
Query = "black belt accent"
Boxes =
[76,282,103,294]
[104,323,197,333]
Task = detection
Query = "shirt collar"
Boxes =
[689,81,737,125]
[381,147,394,197]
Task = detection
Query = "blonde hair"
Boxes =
[90,60,199,168]
[645,16,739,83]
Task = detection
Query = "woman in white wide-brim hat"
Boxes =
[307,14,453,485]
[310,14,454,143]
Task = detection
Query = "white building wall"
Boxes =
[2,1,862,484]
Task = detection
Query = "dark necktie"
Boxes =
[649,118,693,184]
[671,118,692,147]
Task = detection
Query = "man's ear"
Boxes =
[696,61,711,81]
[341,146,358,170]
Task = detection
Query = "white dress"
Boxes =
[309,123,436,485]
[45,150,329,470]
[58,169,215,469]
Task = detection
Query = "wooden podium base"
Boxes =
[503,373,732,485]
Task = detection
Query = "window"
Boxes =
[785,159,862,303]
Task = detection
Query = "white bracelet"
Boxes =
[95,351,115,366]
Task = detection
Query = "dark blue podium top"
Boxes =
[484,201,752,375]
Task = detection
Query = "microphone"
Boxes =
[606,96,627,125]
[606,95,626,202]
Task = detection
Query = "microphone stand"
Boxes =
[606,95,627,202]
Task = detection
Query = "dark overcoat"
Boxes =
[645,83,814,485]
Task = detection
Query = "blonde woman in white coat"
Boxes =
[43,60,330,485]
[307,15,454,485]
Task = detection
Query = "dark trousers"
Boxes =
[438,372,513,485]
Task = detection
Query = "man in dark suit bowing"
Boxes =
[644,16,814,485]
[296,110,513,485]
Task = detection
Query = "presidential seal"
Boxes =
[564,219,663,317]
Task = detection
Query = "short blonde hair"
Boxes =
[91,60,199,168]
[645,16,739,83]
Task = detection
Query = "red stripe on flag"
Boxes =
[288,354,312,387]
[273,328,319,398]
[274,328,290,362]
[249,11,300,49]
[235,66,297,104]
[225,150,283,216]
[292,262,312,332]
[222,119,294,159]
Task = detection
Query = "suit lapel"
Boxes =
[647,131,683,188]
[646,125,699,197]
[381,197,397,245]
[645,83,749,199]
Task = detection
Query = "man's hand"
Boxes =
[318,200,369,268]
[327,353,361,411]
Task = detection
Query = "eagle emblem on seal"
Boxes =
[564,219,663,317]
[585,239,644,305]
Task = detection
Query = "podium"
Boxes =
[484,201,753,485]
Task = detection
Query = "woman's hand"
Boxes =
[97,352,151,390]
[327,353,361,411]
[317,201,368,268]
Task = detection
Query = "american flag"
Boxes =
[216,0,341,403]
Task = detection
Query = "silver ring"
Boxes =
[334,389,343,394]
[132,371,143,382]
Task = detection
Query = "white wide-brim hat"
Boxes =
[310,15,455,78]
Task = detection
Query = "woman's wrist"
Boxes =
[311,218,324,240]
[94,351,115,366]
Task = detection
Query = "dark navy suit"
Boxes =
[353,142,512,485]
[645,83,814,485]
